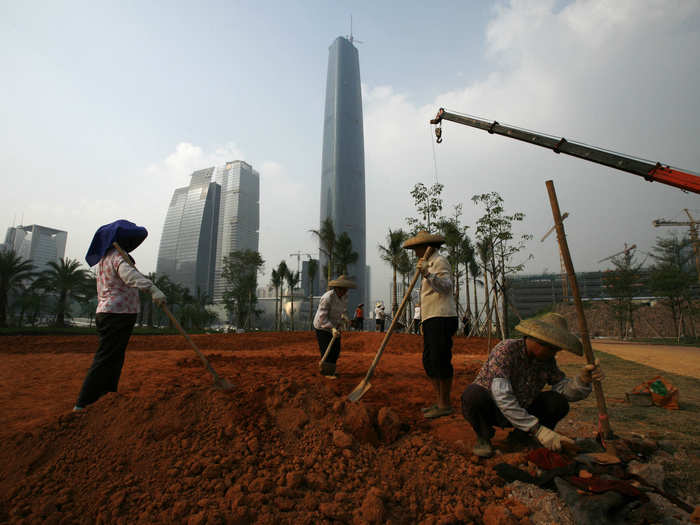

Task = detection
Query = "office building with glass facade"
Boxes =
[156,161,259,303]
[4,224,67,271]
[319,36,368,308]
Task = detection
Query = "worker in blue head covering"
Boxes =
[74,220,166,411]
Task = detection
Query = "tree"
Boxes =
[271,269,283,331]
[406,182,444,233]
[221,250,265,328]
[37,258,90,327]
[286,270,300,331]
[436,204,469,315]
[648,234,697,338]
[460,234,476,321]
[469,258,481,333]
[397,249,414,329]
[0,248,36,327]
[602,249,645,338]
[476,238,493,339]
[276,261,289,330]
[378,228,409,315]
[334,232,358,276]
[310,218,336,284]
[307,258,318,330]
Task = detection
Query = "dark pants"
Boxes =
[413,319,421,334]
[461,383,570,439]
[315,329,340,364]
[376,319,384,332]
[422,316,458,379]
[76,313,137,407]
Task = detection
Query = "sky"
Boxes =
[2,0,699,307]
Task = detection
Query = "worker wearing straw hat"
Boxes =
[313,275,356,377]
[403,230,458,419]
[462,312,604,458]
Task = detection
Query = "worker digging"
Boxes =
[312,274,356,378]
[403,230,459,419]
[462,312,604,458]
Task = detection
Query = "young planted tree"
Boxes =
[602,249,645,338]
[310,218,336,284]
[221,250,265,328]
[334,232,358,276]
[397,249,414,329]
[307,258,318,330]
[378,228,408,315]
[276,261,289,330]
[476,238,493,339]
[437,204,469,315]
[286,270,300,331]
[460,234,475,321]
[271,269,282,331]
[648,234,697,338]
[469,258,482,334]
[37,258,90,327]
[0,248,36,327]
[406,182,444,234]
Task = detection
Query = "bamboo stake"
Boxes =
[545,181,617,454]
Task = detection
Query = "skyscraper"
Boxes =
[319,36,367,308]
[4,224,67,271]
[156,161,259,303]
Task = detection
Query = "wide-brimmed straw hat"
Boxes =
[515,312,583,356]
[328,275,357,289]
[402,230,445,249]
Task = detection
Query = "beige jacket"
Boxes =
[420,252,457,321]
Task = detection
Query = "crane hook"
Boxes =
[434,126,442,144]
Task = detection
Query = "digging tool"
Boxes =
[112,242,234,391]
[545,181,617,456]
[348,246,434,402]
[318,330,339,368]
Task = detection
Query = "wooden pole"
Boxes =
[545,181,617,453]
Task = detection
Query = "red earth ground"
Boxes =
[1,332,556,524]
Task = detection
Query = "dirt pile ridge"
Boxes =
[1,332,541,524]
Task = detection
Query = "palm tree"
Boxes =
[0,248,36,327]
[334,232,358,276]
[286,270,300,331]
[276,261,289,330]
[307,259,318,330]
[38,258,90,327]
[271,269,282,331]
[378,228,408,315]
[310,218,336,284]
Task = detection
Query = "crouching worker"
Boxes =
[461,313,604,458]
[73,220,166,412]
[313,275,356,378]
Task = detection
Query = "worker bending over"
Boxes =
[462,312,604,458]
[313,275,355,378]
[403,231,458,419]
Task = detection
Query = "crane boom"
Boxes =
[430,108,700,194]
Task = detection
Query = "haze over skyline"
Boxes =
[2,0,699,307]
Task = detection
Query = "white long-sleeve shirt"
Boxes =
[313,289,348,331]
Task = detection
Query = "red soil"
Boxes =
[0,332,535,524]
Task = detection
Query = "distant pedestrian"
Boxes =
[374,301,386,332]
[313,275,356,377]
[353,303,364,331]
[403,230,458,420]
[74,220,166,412]
[413,303,421,334]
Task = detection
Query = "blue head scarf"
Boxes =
[85,219,148,267]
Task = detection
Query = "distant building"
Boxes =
[156,161,260,303]
[4,224,67,271]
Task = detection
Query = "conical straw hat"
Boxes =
[402,230,445,249]
[328,275,357,289]
[515,313,583,356]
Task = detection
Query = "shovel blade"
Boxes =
[347,380,371,403]
[215,378,235,391]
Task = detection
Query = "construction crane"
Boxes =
[430,108,700,194]
[541,212,570,301]
[597,243,637,264]
[652,208,700,283]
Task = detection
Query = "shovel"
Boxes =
[112,242,234,391]
[319,330,339,368]
[348,246,434,402]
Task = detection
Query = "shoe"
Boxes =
[423,406,454,419]
[72,405,85,412]
[421,404,438,413]
[473,437,493,458]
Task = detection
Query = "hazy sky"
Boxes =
[2,0,699,306]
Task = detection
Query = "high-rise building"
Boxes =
[156,161,259,303]
[319,36,367,308]
[4,224,67,271]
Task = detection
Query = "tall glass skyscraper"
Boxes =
[319,36,367,308]
[157,161,259,303]
[3,224,67,271]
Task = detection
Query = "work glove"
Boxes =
[580,358,605,384]
[534,425,575,452]
[416,259,429,278]
[150,285,166,306]
[331,327,340,338]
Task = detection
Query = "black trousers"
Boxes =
[461,383,570,439]
[422,317,458,379]
[315,329,340,364]
[76,313,137,407]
